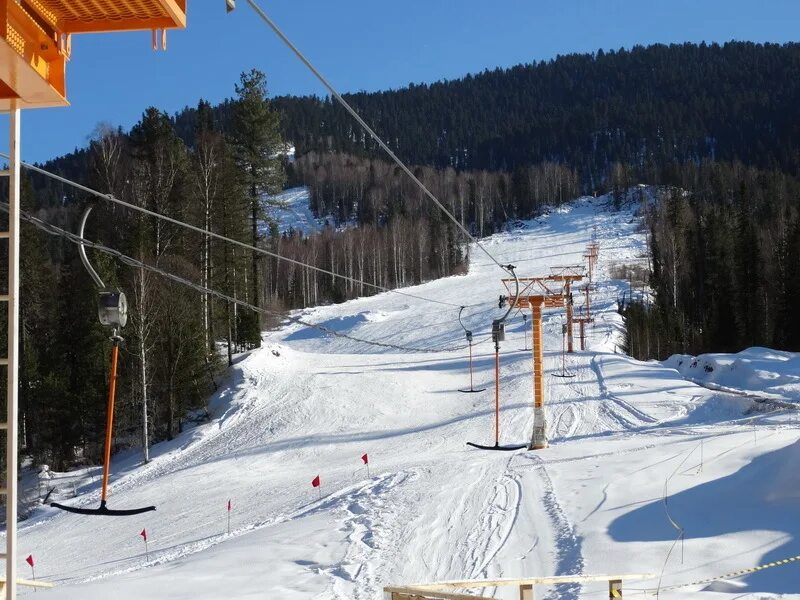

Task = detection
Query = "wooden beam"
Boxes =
[0,577,54,589]
[409,574,655,590]
[384,587,481,600]
[157,0,187,29]
[57,16,181,34]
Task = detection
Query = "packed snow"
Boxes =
[7,191,800,599]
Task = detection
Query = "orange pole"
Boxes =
[566,282,574,353]
[494,347,500,446]
[585,285,591,321]
[100,339,120,505]
[530,300,547,449]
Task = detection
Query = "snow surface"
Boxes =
[665,349,800,405]
[8,192,800,599]
[265,187,328,236]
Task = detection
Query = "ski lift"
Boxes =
[458,307,485,394]
[467,265,526,452]
[51,206,156,517]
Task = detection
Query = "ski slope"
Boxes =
[10,192,800,599]
[265,187,327,236]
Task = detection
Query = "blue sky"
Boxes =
[2,0,799,164]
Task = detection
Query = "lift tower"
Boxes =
[1,2,188,597]
[501,277,567,450]
[547,266,585,353]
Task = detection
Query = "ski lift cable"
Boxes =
[1,202,476,355]
[243,0,513,278]
[0,153,478,311]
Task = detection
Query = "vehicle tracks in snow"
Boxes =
[519,456,585,600]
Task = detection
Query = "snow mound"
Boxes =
[665,348,800,403]
[701,579,747,592]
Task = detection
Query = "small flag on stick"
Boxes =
[361,453,370,477]
[25,554,35,581]
[140,528,149,559]
[227,499,232,535]
[312,475,321,498]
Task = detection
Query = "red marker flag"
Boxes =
[140,528,148,542]
[25,555,34,568]
[361,453,369,465]
[311,475,321,488]
[227,499,232,512]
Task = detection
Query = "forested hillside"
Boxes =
[622,163,800,359]
[272,41,800,178]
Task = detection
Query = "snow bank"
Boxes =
[665,348,800,403]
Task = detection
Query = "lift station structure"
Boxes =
[1,2,189,596]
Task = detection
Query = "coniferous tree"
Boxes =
[231,69,286,342]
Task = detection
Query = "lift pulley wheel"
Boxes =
[98,289,128,329]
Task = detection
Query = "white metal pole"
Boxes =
[6,105,21,600]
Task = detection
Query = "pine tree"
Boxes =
[231,69,286,344]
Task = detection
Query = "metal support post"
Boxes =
[579,320,586,351]
[530,300,547,450]
[566,283,574,353]
[3,106,21,600]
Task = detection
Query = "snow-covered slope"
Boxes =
[12,192,800,599]
[265,187,328,236]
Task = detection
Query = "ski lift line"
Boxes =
[243,0,511,277]
[2,203,472,355]
[0,153,475,311]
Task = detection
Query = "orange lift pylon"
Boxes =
[1,2,190,598]
[547,266,585,354]
[583,241,600,283]
[575,283,596,351]
[502,277,566,450]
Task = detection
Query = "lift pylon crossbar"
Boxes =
[502,276,564,300]
[549,264,586,278]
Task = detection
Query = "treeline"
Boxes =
[622,162,800,359]
[289,151,580,236]
[267,218,465,308]
[8,70,289,469]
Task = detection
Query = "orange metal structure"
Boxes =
[0,0,187,110]
[584,241,600,282]
[502,277,566,450]
[547,266,585,353]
